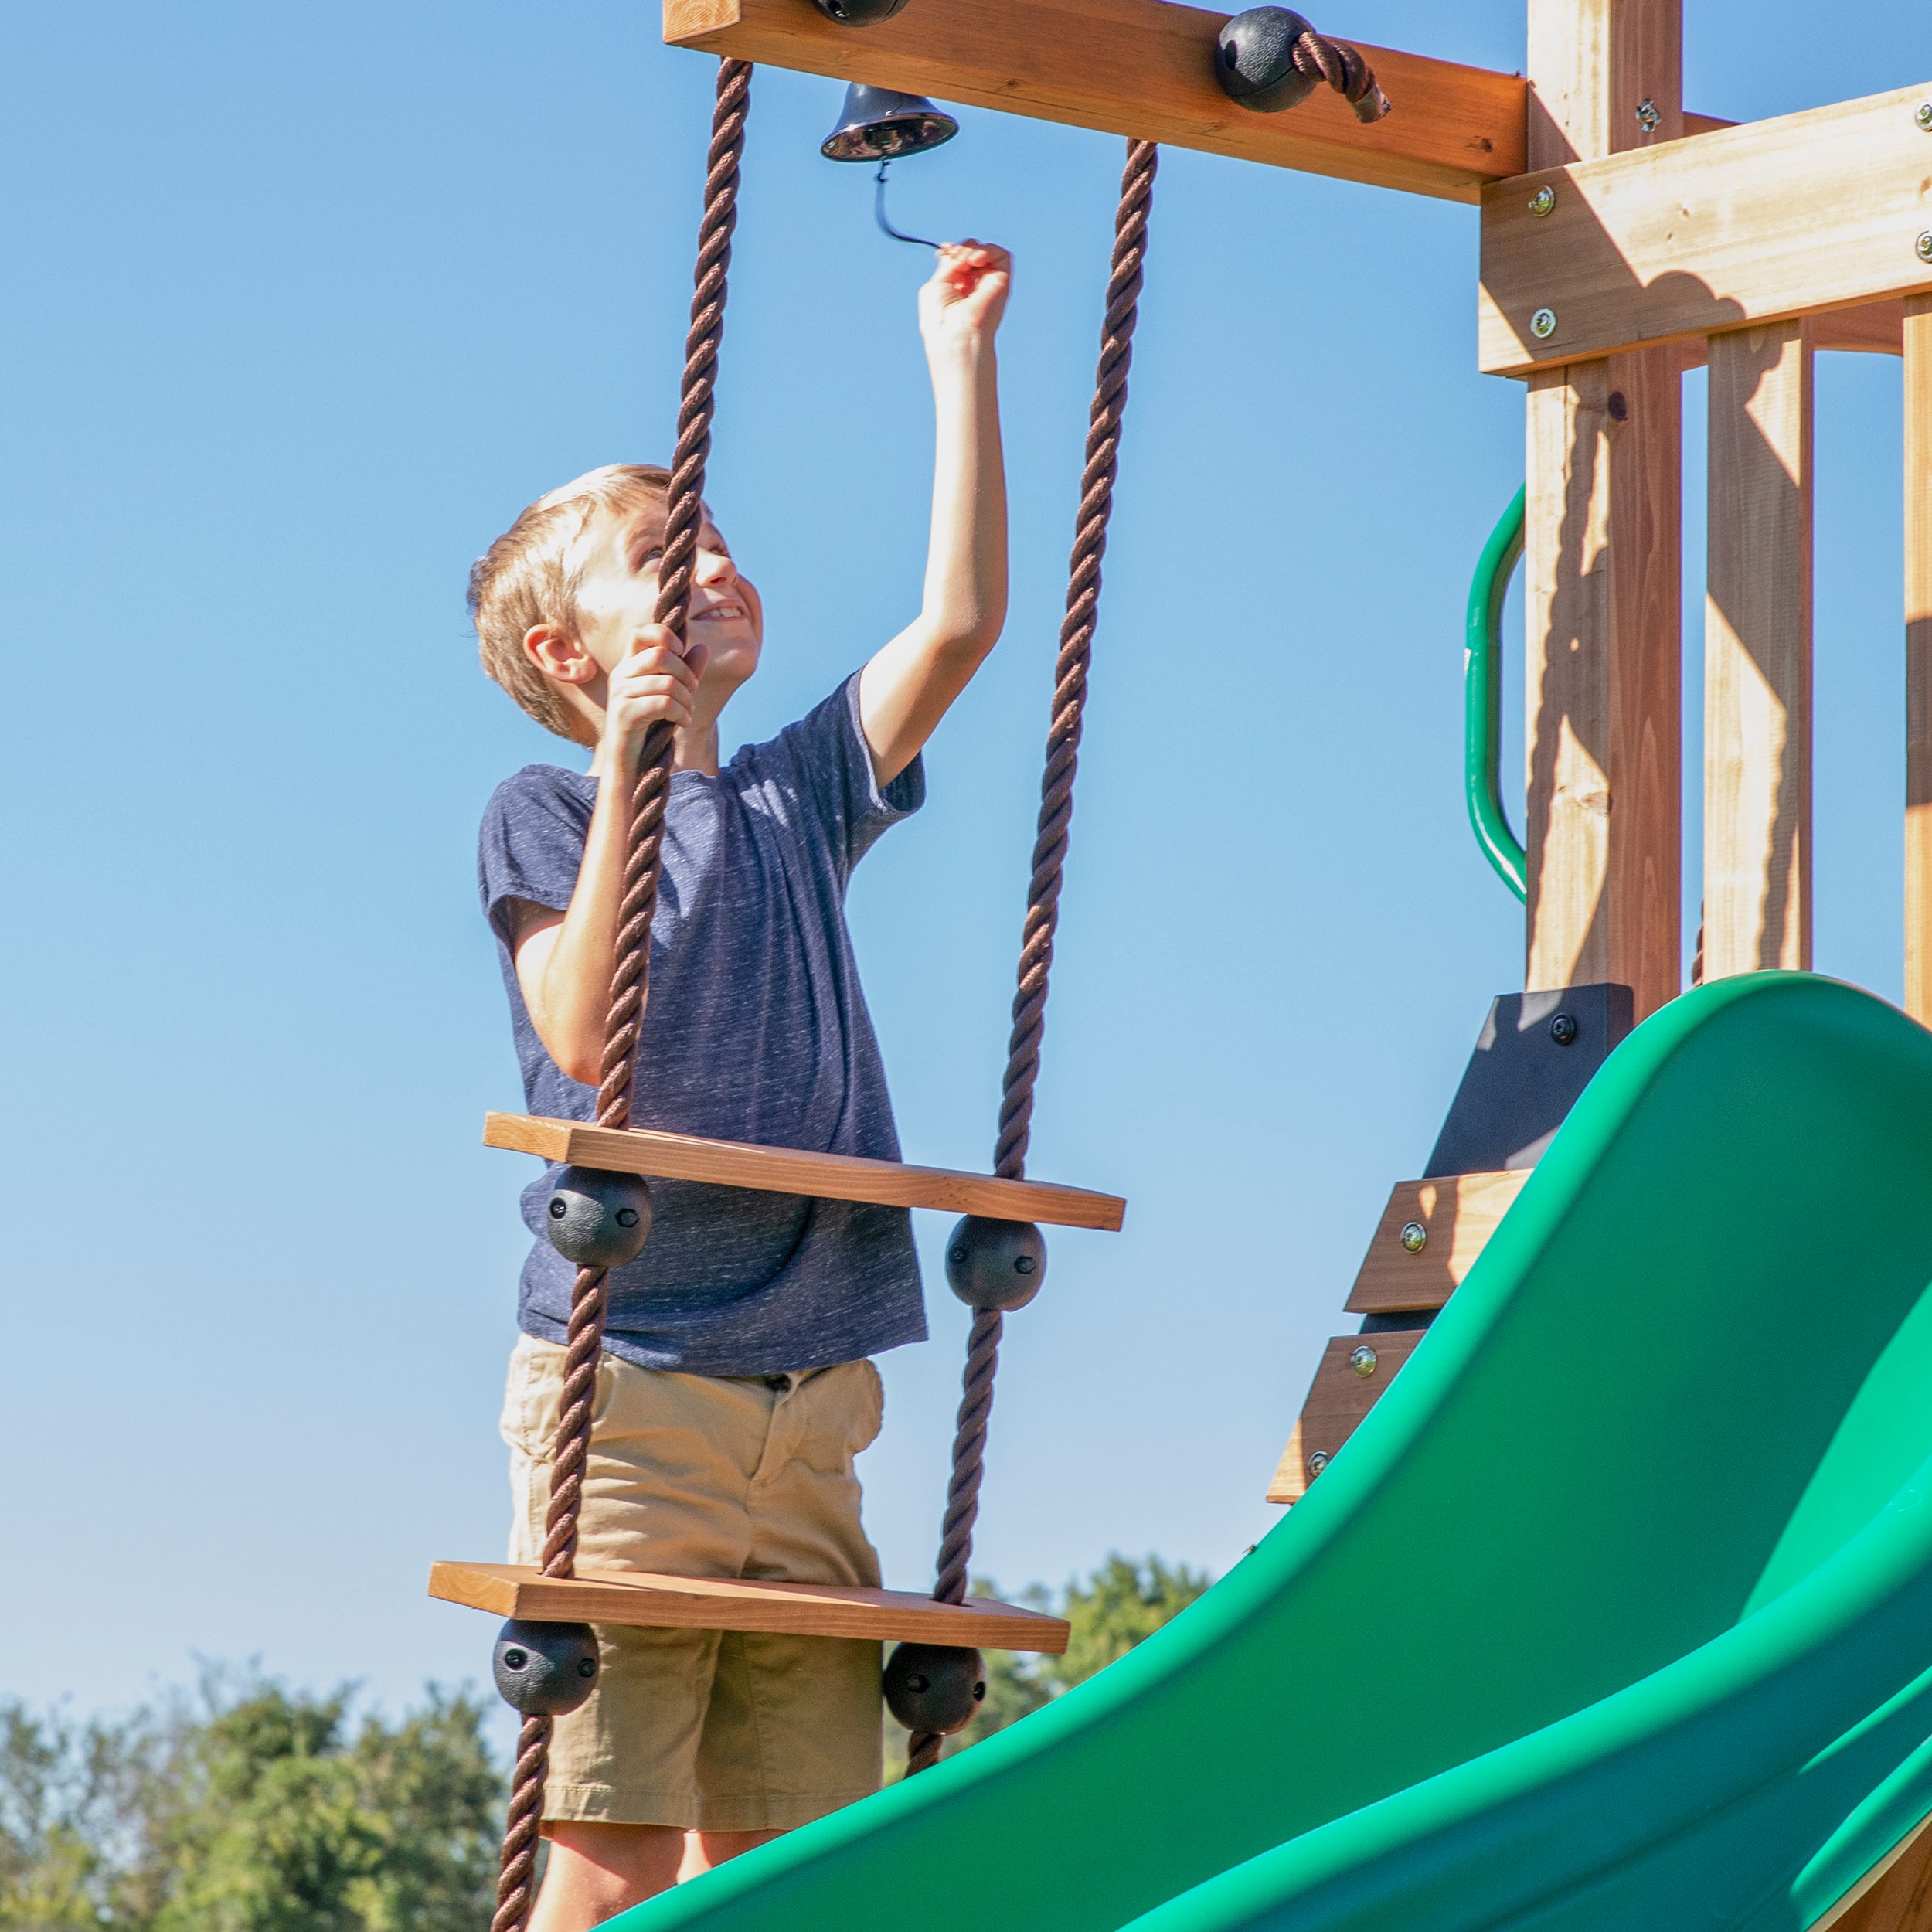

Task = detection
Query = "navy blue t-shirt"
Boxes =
[477,673,928,1375]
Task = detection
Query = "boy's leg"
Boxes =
[529,1825,685,1932]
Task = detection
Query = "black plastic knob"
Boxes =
[492,1619,600,1716]
[883,1642,985,1734]
[808,0,911,23]
[545,1166,653,1269]
[1214,7,1320,114]
[944,1216,1047,1311]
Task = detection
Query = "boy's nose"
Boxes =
[695,546,736,585]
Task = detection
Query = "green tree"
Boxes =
[0,1676,501,1932]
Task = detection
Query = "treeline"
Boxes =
[2,1555,1209,1929]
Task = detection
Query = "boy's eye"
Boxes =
[634,548,663,571]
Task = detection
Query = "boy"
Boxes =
[470,238,1011,1932]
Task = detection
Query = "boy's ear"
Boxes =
[522,623,597,685]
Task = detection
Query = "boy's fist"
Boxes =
[600,626,709,767]
[919,241,1011,355]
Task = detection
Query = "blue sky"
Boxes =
[2,0,1922,1736]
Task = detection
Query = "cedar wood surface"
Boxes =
[1345,1171,1530,1315]
[485,1112,1127,1231]
[1703,323,1815,978]
[429,1561,1071,1652]
[1266,1330,1424,1505]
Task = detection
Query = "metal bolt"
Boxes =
[1349,1344,1379,1377]
[1918,232,1932,264]
[1532,308,1558,340]
[1400,1221,1427,1254]
[1917,101,1932,132]
[1549,1012,1578,1046]
[1528,185,1556,217]
[1634,97,1662,134]
[1307,1450,1331,1475]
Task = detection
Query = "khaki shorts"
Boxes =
[502,1335,887,1832]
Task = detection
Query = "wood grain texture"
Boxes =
[662,0,1526,202]
[1704,322,1814,978]
[1519,0,1682,1022]
[1345,1171,1529,1315]
[485,1113,1126,1232]
[1265,1331,1425,1504]
[428,1561,1071,1652]
[1909,298,1932,1024]
[1682,302,1904,366]
[1818,1808,1932,1931]
[1482,82,1932,376]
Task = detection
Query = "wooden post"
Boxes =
[1522,0,1682,1019]
[1908,295,1932,1024]
[1702,321,1815,978]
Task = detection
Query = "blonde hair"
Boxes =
[468,464,673,743]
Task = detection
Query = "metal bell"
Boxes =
[809,0,912,21]
[821,84,958,163]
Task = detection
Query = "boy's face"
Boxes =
[570,497,764,704]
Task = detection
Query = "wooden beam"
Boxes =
[484,1112,1127,1232]
[1910,297,1932,1026]
[1345,1171,1529,1315]
[1266,1329,1424,1504]
[1520,0,1681,1022]
[429,1561,1070,1651]
[1682,302,1904,366]
[1704,321,1815,978]
[1481,82,1932,376]
[665,0,1525,202]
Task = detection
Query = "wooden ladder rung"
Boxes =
[428,1562,1071,1653]
[485,1114,1126,1233]
[1345,1169,1528,1315]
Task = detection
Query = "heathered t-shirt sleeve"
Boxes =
[477,764,595,947]
[758,672,925,889]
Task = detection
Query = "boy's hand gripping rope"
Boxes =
[491,56,753,1932]
[905,136,1158,1778]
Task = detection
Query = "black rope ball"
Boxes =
[493,1619,600,1717]
[1214,7,1321,114]
[545,1165,653,1269]
[808,0,911,22]
[944,1216,1047,1311]
[883,1642,985,1735]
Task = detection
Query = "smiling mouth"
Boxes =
[694,601,747,621]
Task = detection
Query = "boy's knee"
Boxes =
[536,1821,685,1927]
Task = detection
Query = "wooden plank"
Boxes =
[429,1561,1071,1653]
[1520,0,1682,1023]
[1818,1808,1932,1931]
[664,0,1526,203]
[1266,1330,1425,1504]
[1910,297,1932,1026]
[1681,302,1904,366]
[485,1113,1126,1233]
[1481,82,1932,376]
[1703,321,1814,978]
[1345,1171,1529,1315]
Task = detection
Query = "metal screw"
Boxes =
[1400,1221,1427,1253]
[1634,97,1662,134]
[1549,1012,1578,1046]
[1918,232,1932,264]
[1349,1344,1379,1377]
[1531,308,1558,340]
[1528,185,1556,217]
[1307,1450,1331,1475]
[1917,101,1932,131]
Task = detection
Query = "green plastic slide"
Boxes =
[614,971,1932,1932]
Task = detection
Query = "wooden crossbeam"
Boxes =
[430,1561,1070,1651]
[1481,81,1932,376]
[1345,1171,1529,1315]
[484,1113,1126,1232]
[665,0,1526,202]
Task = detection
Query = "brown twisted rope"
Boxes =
[906,136,1158,1779]
[1289,28,1391,123]
[492,56,753,1932]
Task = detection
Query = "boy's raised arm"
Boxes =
[858,242,1011,787]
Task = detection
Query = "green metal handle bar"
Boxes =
[1465,485,1528,902]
